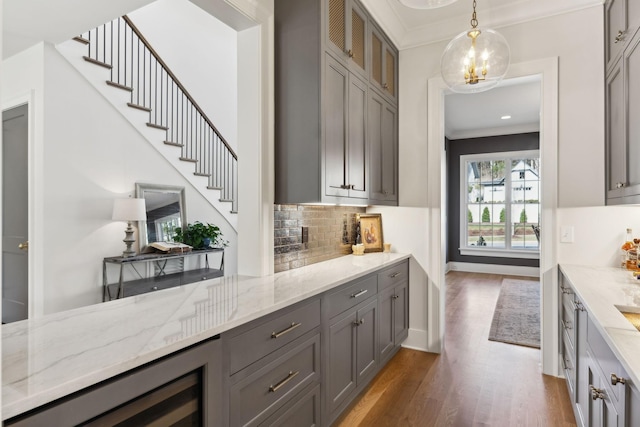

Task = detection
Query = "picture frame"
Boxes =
[359,214,384,253]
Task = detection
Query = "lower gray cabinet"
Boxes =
[586,350,622,427]
[5,337,223,427]
[379,281,408,363]
[326,296,378,418]
[261,383,321,427]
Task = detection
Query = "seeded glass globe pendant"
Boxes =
[441,0,510,93]
[399,0,458,9]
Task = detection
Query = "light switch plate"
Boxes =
[560,226,574,243]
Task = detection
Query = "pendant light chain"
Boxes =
[470,0,478,29]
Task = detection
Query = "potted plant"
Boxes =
[174,222,228,249]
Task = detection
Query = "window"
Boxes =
[460,150,540,258]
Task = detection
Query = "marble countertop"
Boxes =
[559,264,640,388]
[2,252,410,420]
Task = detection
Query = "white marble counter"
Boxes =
[559,264,640,388]
[2,252,410,420]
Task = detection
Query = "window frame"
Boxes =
[459,150,540,259]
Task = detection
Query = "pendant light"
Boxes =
[441,0,510,93]
[399,0,458,9]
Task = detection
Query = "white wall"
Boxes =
[2,43,237,314]
[128,0,238,151]
[377,5,604,353]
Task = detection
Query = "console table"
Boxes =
[103,248,224,301]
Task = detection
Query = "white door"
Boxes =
[2,104,29,323]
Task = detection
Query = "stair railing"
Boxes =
[79,16,238,213]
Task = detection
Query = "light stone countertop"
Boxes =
[559,264,640,388]
[2,252,410,420]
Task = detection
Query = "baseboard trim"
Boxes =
[447,262,540,277]
[402,328,429,352]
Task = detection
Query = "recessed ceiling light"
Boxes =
[501,115,512,120]
[399,0,458,9]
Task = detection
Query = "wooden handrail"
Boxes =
[122,15,238,160]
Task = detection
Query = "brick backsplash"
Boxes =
[274,204,367,273]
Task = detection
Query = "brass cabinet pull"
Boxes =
[18,241,29,251]
[565,320,572,330]
[271,322,301,339]
[615,30,624,43]
[560,286,571,294]
[347,49,354,58]
[383,82,389,89]
[269,370,299,393]
[390,272,401,278]
[611,373,627,386]
[350,289,368,299]
[353,318,364,326]
[590,385,605,400]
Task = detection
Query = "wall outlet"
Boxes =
[560,226,574,243]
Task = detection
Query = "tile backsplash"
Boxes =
[274,204,366,273]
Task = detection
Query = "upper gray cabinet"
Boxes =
[274,0,399,206]
[368,90,398,204]
[605,0,640,204]
[370,23,398,104]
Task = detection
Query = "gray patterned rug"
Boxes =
[488,278,540,348]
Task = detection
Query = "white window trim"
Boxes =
[460,150,540,258]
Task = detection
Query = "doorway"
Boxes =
[2,104,29,323]
[427,58,559,375]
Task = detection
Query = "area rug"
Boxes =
[488,279,540,348]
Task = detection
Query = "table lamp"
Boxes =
[112,197,147,257]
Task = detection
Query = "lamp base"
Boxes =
[122,221,137,257]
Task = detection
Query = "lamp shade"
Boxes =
[399,0,457,9]
[441,27,510,94]
[112,198,147,221]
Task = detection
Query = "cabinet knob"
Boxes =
[616,182,625,188]
[392,295,400,300]
[353,318,365,326]
[383,83,389,89]
[18,241,29,251]
[590,385,605,400]
[564,320,572,330]
[611,373,627,386]
[615,30,624,43]
[560,286,571,295]
[574,301,586,312]
[347,49,354,58]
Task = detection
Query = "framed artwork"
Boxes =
[359,214,384,252]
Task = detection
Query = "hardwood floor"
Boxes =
[335,271,577,427]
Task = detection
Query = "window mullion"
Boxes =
[505,156,512,251]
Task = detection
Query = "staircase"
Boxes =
[58,16,238,225]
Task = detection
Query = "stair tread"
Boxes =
[164,141,184,147]
[207,186,223,190]
[106,81,133,92]
[146,122,169,131]
[127,103,152,112]
[219,199,234,202]
[179,157,197,163]
[83,56,112,69]
[73,36,90,45]
[194,172,211,177]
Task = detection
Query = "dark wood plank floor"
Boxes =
[335,271,577,427]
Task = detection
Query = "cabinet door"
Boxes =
[625,32,640,195]
[368,91,397,204]
[327,308,357,414]
[587,355,623,427]
[370,26,398,103]
[378,286,395,362]
[575,299,589,427]
[355,298,378,382]
[606,0,626,71]
[393,281,409,344]
[326,0,367,79]
[347,72,368,199]
[325,54,349,198]
[606,60,626,200]
[260,384,321,427]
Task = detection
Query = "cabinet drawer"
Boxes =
[230,333,320,427]
[561,301,576,351]
[377,260,408,291]
[325,274,377,319]
[228,299,320,374]
[586,316,627,406]
[562,331,576,398]
[260,383,321,427]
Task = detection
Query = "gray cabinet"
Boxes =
[378,262,408,362]
[325,0,369,80]
[274,0,398,206]
[326,296,378,420]
[605,0,640,204]
[370,23,398,104]
[5,338,223,427]
[325,54,368,200]
[559,269,639,427]
[368,90,398,204]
